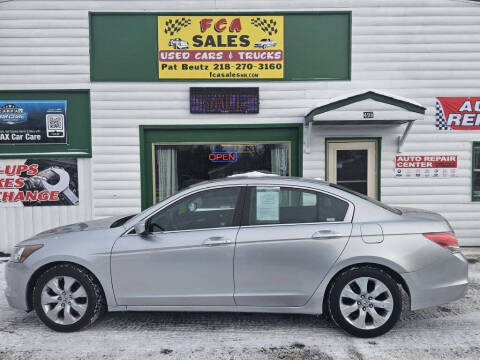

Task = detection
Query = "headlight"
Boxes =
[9,244,43,263]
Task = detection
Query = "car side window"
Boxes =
[247,186,349,225]
[317,191,349,223]
[149,187,241,232]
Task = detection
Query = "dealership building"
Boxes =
[1,0,480,252]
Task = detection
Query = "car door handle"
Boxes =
[203,237,232,246]
[312,230,344,239]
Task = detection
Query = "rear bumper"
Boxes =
[403,252,468,310]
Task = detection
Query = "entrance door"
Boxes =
[327,140,378,199]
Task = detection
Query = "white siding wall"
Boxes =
[1,0,480,250]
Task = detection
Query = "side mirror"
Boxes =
[134,220,149,235]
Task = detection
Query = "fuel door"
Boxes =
[361,223,384,244]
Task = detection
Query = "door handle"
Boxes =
[203,236,232,246]
[312,230,344,239]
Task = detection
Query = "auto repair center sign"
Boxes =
[395,155,458,178]
[436,97,480,130]
[158,15,284,79]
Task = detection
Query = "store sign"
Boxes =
[208,152,238,163]
[0,100,67,144]
[190,87,259,113]
[436,97,480,130]
[158,15,284,79]
[0,158,79,207]
[394,155,457,178]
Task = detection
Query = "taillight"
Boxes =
[423,232,459,252]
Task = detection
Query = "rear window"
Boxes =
[329,184,402,215]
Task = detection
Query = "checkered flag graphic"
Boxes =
[164,18,192,36]
[435,100,450,130]
[250,17,278,36]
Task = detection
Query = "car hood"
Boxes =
[31,215,129,239]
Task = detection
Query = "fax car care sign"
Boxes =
[158,16,284,79]
[0,100,67,144]
[394,155,457,178]
[436,97,480,130]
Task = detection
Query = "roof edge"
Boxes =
[305,89,426,123]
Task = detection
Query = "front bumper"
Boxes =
[5,261,30,311]
[403,252,469,310]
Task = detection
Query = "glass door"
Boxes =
[327,140,378,199]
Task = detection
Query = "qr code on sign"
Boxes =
[46,114,65,138]
[47,114,64,130]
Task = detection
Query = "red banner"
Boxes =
[436,97,480,130]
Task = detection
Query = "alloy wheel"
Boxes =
[339,276,394,330]
[41,276,88,325]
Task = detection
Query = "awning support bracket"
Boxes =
[305,122,312,154]
[397,120,414,153]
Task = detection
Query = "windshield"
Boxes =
[125,186,187,226]
[329,184,402,215]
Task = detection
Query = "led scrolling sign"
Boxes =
[190,87,259,113]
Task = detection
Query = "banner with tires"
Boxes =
[0,158,79,207]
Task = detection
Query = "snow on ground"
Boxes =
[0,251,479,360]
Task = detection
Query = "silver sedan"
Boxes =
[5,176,468,337]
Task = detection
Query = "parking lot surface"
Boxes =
[0,250,479,360]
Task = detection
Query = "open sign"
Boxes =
[208,152,238,163]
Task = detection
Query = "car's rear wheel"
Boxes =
[32,264,105,332]
[328,266,402,337]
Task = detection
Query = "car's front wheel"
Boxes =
[328,266,402,337]
[32,264,105,332]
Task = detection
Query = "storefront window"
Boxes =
[154,143,289,203]
[473,143,480,200]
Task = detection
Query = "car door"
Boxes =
[111,186,244,306]
[234,185,353,307]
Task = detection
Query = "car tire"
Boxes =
[327,266,402,338]
[32,264,105,332]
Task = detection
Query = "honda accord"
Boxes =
[5,175,468,337]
